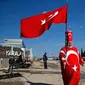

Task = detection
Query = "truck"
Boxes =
[0,46,33,68]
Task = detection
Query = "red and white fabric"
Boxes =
[65,30,72,42]
[59,46,84,85]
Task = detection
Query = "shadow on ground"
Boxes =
[0,81,53,85]
[47,63,60,69]
[27,81,53,85]
[22,74,53,85]
[0,82,24,85]
[0,73,22,80]
[30,71,61,74]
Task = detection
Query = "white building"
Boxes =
[0,39,25,68]
[0,39,33,68]
[4,39,25,48]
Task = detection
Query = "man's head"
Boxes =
[65,30,72,46]
[45,52,47,55]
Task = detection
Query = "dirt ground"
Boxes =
[0,60,85,85]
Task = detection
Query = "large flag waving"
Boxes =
[20,4,67,38]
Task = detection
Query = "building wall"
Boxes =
[0,46,23,68]
[0,58,9,68]
[4,39,25,48]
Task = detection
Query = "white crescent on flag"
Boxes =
[41,11,59,25]
[65,50,79,65]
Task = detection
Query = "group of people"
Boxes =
[8,54,33,74]
[8,55,23,74]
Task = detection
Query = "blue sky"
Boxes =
[0,0,85,57]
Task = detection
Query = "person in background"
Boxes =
[8,56,15,74]
[59,30,84,85]
[16,54,23,68]
[43,52,48,69]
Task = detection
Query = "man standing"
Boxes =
[8,56,15,74]
[59,30,84,85]
[43,52,48,69]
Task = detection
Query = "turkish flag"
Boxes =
[20,4,67,38]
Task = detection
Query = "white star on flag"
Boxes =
[72,65,77,71]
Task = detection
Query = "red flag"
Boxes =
[21,4,67,38]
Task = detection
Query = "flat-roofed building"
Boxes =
[0,39,25,68]
[0,39,33,68]
[4,39,25,48]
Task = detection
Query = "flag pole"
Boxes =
[65,0,68,46]
[66,0,68,31]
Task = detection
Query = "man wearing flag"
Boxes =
[59,30,85,85]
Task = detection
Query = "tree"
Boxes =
[81,48,84,57]
[83,50,85,57]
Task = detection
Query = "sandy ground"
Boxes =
[0,60,85,85]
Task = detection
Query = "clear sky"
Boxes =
[0,0,85,57]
